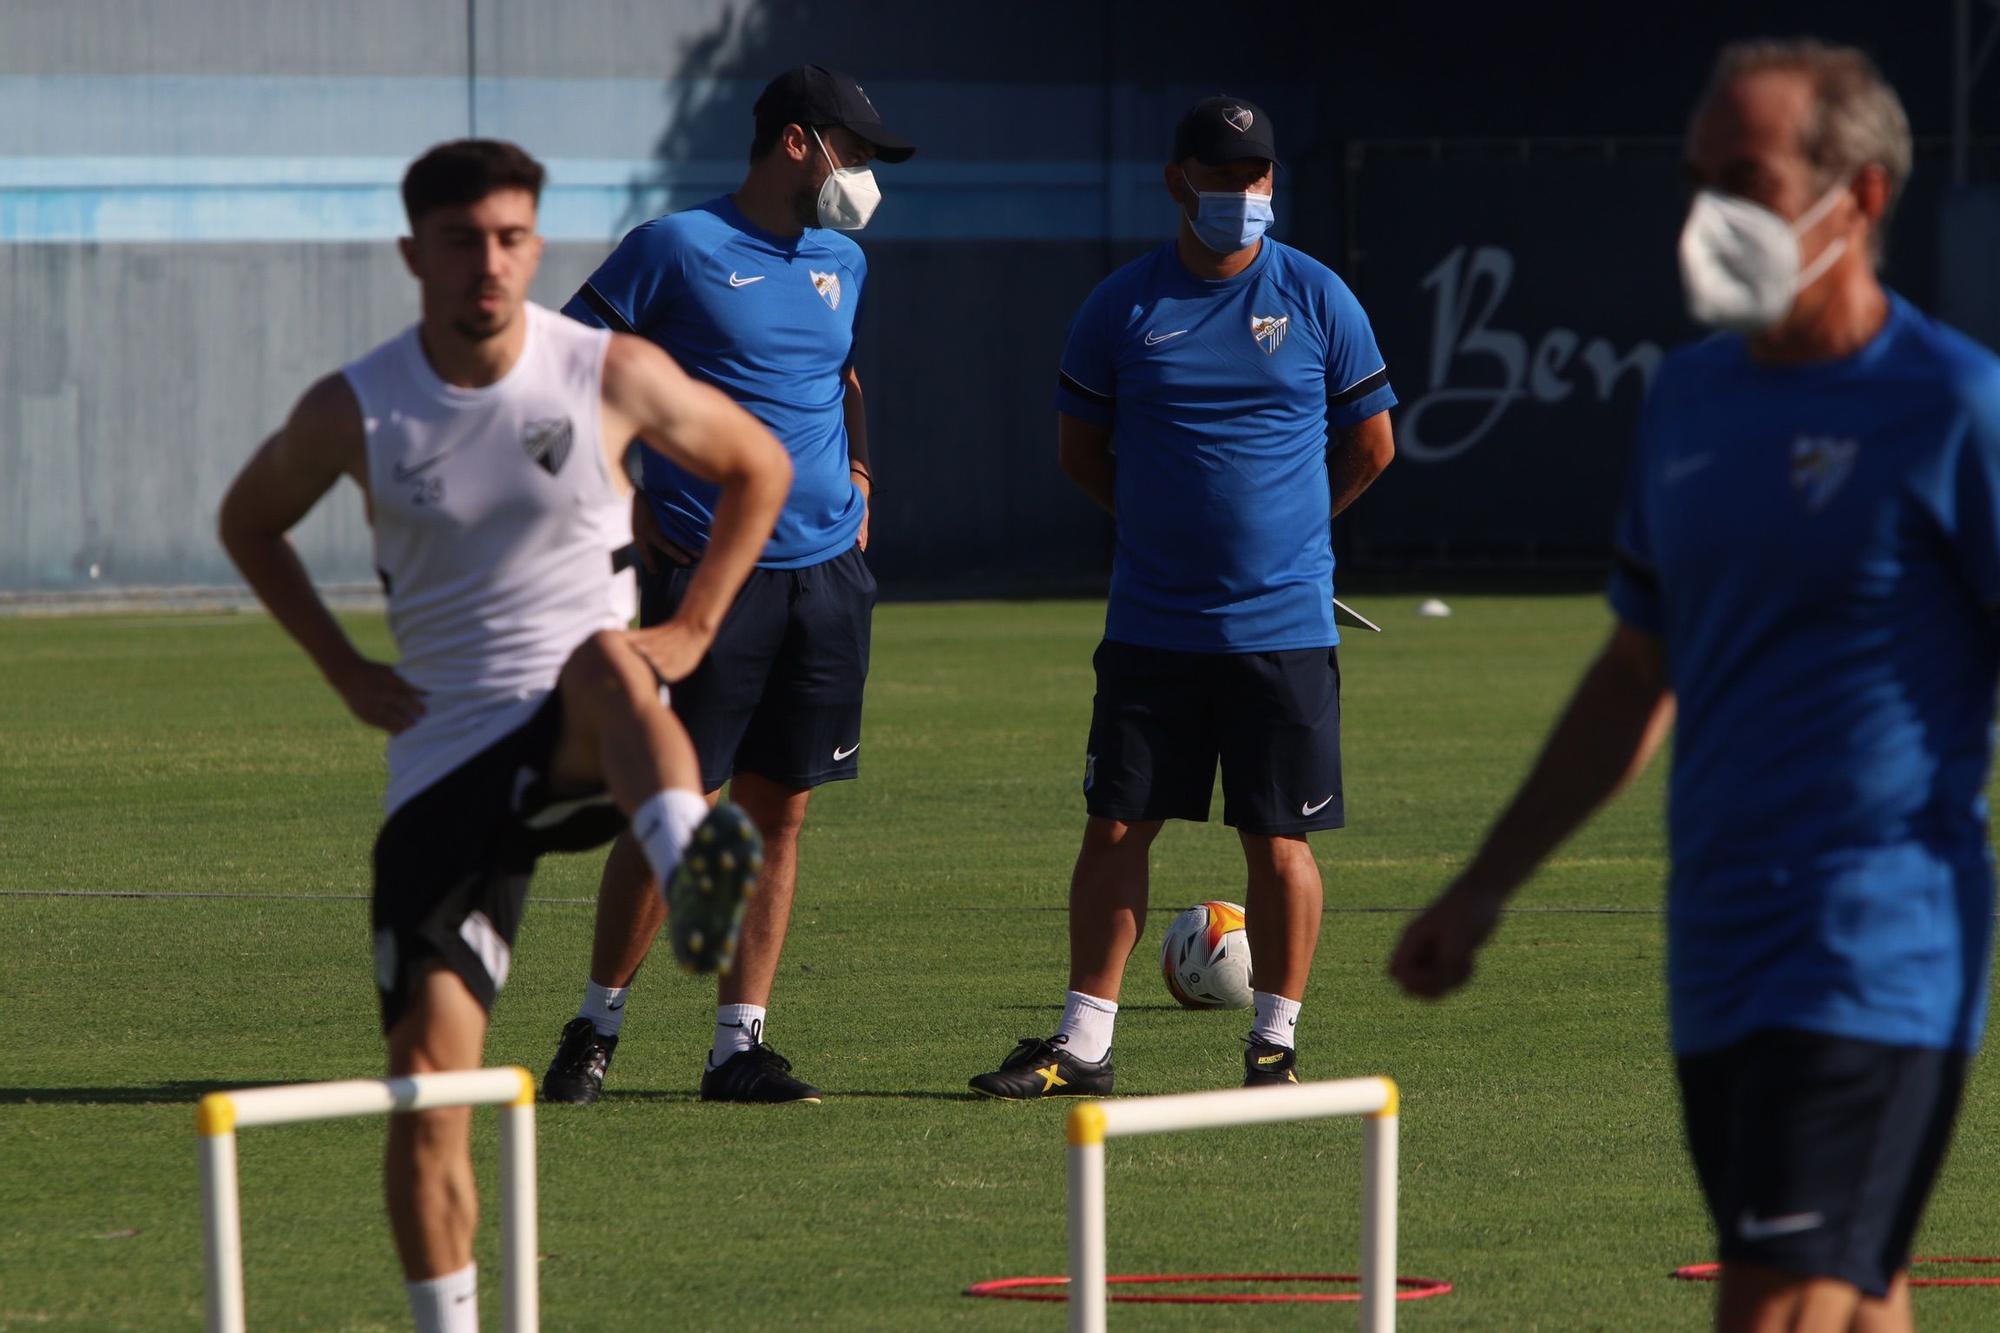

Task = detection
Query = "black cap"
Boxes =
[1172,95,1277,167]
[753,65,916,164]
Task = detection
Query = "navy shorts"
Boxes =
[1083,640,1343,836]
[1677,1027,1968,1297]
[372,692,624,1034]
[642,545,875,793]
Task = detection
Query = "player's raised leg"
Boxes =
[546,630,763,971]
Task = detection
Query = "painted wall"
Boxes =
[2,1,1992,592]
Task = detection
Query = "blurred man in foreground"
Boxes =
[1393,41,2000,1333]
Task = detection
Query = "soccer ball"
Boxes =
[1160,901,1254,1009]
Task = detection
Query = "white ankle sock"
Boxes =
[630,788,710,885]
[1251,991,1301,1049]
[709,1003,766,1068]
[579,979,629,1038]
[405,1263,477,1333]
[1055,991,1117,1063]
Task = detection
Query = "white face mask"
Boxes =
[1677,178,1851,333]
[812,128,881,231]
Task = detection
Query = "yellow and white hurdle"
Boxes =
[196,1066,538,1333]
[1064,1075,1401,1332]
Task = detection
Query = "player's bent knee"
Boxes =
[562,630,662,720]
[560,630,628,694]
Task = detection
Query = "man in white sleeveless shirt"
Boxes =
[218,140,792,1333]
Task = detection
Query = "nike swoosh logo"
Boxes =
[1302,796,1335,816]
[1144,329,1188,346]
[833,743,860,761]
[1738,1209,1825,1242]
[391,451,453,482]
[728,272,766,287]
[605,999,624,1011]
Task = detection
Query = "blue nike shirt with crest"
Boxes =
[1055,238,1395,653]
[1608,293,2000,1056]
[564,195,865,568]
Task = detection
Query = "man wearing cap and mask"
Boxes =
[970,95,1397,1099]
[543,66,914,1106]
[1392,40,2000,1331]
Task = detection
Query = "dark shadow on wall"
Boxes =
[621,0,793,233]
[623,1,1117,599]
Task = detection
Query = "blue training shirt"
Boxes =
[1055,238,1395,653]
[1608,293,2000,1056]
[565,195,866,569]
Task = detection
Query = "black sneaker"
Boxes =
[1242,1037,1299,1087]
[700,1042,823,1104]
[968,1036,1114,1101]
[663,803,762,973]
[542,1017,618,1105]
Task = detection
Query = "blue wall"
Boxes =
[3,0,1993,593]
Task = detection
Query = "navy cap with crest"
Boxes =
[753,64,916,163]
[1172,95,1277,166]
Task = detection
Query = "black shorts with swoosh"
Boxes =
[642,545,875,792]
[1677,1028,1968,1297]
[1082,641,1342,835]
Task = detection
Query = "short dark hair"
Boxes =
[401,139,545,227]
[749,118,829,163]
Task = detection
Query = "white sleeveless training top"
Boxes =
[343,302,636,815]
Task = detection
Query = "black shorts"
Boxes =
[641,545,875,793]
[1083,640,1343,836]
[371,692,625,1033]
[1677,1027,1969,1297]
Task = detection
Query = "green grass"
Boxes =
[1,597,1996,1329]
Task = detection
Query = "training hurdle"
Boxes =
[1065,1076,1400,1333]
[196,1067,538,1333]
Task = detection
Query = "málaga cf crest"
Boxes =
[1251,313,1288,355]
[522,417,573,476]
[1790,435,1857,513]
[810,269,842,311]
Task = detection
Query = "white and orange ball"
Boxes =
[1160,901,1254,1009]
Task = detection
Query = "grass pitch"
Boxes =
[3,595,1996,1329]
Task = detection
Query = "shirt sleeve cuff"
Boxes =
[1606,564,1665,637]
[1056,370,1114,424]
[1328,384,1397,429]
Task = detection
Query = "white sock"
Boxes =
[1251,991,1301,1049]
[578,979,629,1038]
[709,1003,766,1068]
[1055,990,1118,1064]
[630,788,710,885]
[405,1263,477,1333]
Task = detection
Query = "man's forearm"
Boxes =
[1328,447,1389,518]
[1456,648,1674,900]
[222,530,366,683]
[843,378,871,489]
[1060,454,1116,515]
[671,457,789,637]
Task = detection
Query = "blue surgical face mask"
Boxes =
[1182,180,1274,254]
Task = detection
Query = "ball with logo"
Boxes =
[1160,901,1254,1009]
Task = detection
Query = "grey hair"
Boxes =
[1697,38,1912,259]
